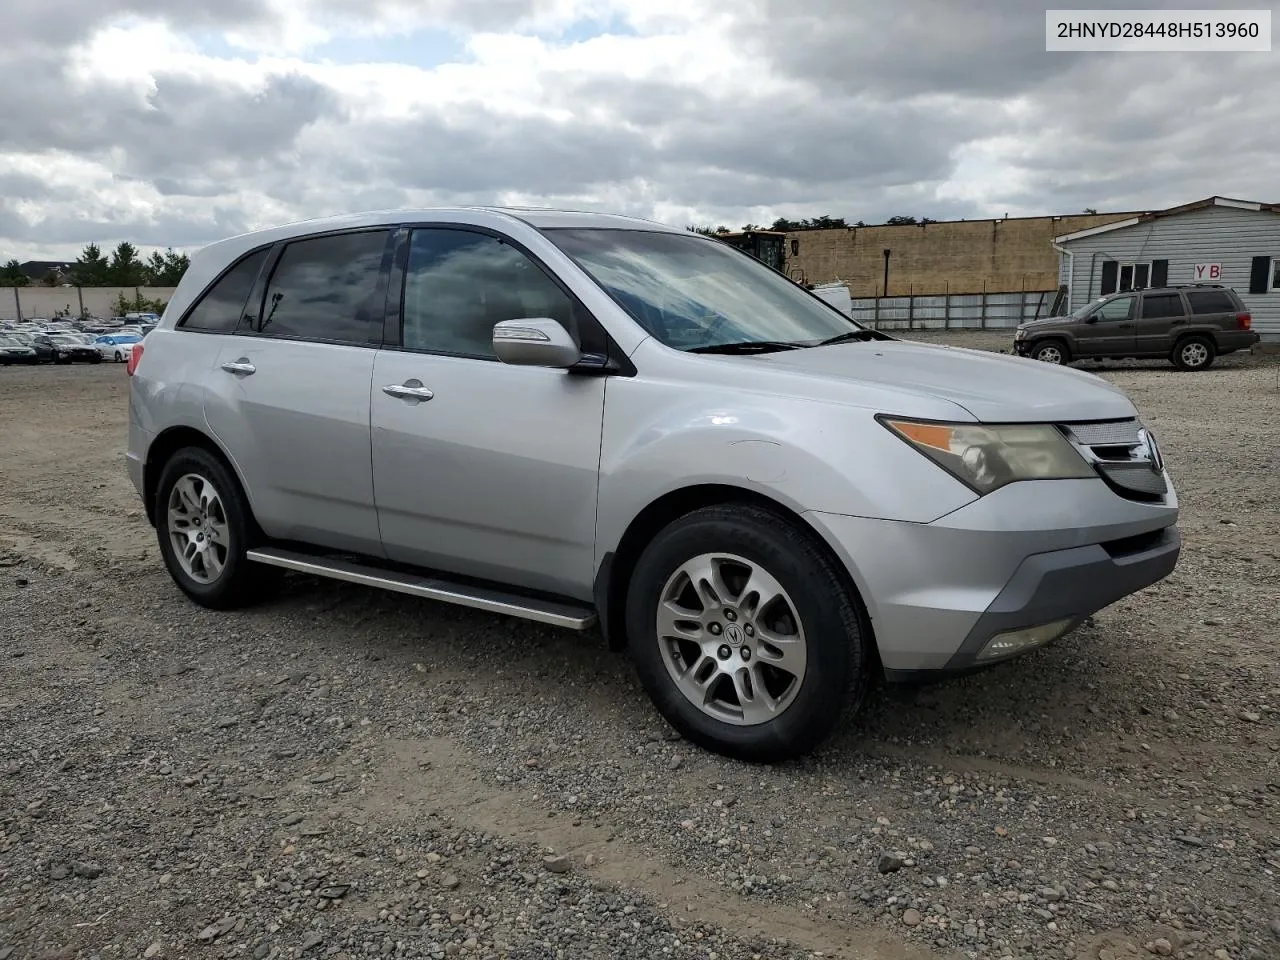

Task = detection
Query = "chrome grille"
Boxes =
[1059,418,1168,501]
[1064,419,1142,446]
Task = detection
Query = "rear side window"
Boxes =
[1140,294,1183,319]
[256,230,390,345]
[179,249,269,333]
[1185,290,1237,314]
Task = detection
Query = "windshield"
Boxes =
[544,228,862,351]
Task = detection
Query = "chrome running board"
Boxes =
[245,546,597,630]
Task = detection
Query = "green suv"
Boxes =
[1015,284,1259,371]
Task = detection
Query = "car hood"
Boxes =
[1019,316,1072,330]
[745,338,1136,422]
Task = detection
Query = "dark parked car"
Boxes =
[39,333,102,364]
[1015,284,1260,371]
[0,335,39,364]
[6,332,52,362]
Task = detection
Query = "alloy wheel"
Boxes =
[1181,342,1209,368]
[1036,345,1064,364]
[656,552,807,726]
[166,473,230,584]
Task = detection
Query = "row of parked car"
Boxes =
[0,319,151,366]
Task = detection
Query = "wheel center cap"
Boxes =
[723,623,744,646]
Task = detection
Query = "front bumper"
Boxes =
[806,477,1180,679]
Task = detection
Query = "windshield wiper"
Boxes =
[816,329,878,346]
[686,340,805,355]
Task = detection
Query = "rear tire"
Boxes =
[154,446,280,609]
[1032,339,1069,365]
[1172,336,1215,371]
[625,503,870,763]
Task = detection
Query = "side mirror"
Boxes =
[492,318,582,368]
[1084,315,1097,324]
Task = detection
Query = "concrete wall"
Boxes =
[1059,205,1280,337]
[784,212,1142,297]
[0,286,178,321]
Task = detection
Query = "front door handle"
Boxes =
[221,358,256,376]
[382,380,434,402]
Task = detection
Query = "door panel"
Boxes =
[200,227,392,556]
[204,338,383,555]
[1077,295,1136,356]
[371,352,605,599]
[370,225,609,599]
[1135,292,1185,356]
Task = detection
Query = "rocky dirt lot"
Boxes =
[1,334,1279,960]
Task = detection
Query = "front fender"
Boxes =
[594,375,978,562]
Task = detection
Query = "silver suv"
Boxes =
[127,208,1181,762]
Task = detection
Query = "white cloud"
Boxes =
[2,0,1278,262]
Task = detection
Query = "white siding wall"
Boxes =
[1058,206,1280,338]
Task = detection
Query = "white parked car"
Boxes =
[94,333,143,362]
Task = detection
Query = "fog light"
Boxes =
[976,618,1073,662]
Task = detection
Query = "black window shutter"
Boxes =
[1150,259,1168,288]
[1249,255,1270,293]
[1100,260,1119,295]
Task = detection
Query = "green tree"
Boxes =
[71,243,111,286]
[107,241,145,286]
[768,216,849,232]
[144,248,190,286]
[0,259,29,287]
[885,215,918,225]
[40,268,63,286]
[687,225,729,236]
[113,291,168,315]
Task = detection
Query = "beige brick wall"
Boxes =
[785,213,1142,297]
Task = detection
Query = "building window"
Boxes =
[1118,261,1151,292]
[1273,258,1280,291]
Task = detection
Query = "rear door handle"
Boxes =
[221,358,256,376]
[382,380,434,402]
[1170,319,1186,326]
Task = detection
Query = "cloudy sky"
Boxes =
[4,0,1278,261]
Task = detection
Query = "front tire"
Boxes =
[1172,336,1215,371]
[1032,340,1069,365]
[625,504,870,763]
[154,447,279,609]
[114,350,124,362]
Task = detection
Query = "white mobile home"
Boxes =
[1054,197,1280,341]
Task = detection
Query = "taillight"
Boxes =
[1236,312,1252,330]
[127,342,144,376]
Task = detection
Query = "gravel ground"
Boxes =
[2,335,1279,960]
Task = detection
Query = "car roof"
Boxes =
[163,206,689,329]
[208,206,678,252]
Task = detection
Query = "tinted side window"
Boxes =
[257,230,389,345]
[402,229,581,358]
[1095,296,1134,321]
[1141,294,1183,319]
[180,248,269,333]
[1186,290,1236,314]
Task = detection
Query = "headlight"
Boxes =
[879,417,1094,495]
[1014,328,1026,340]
